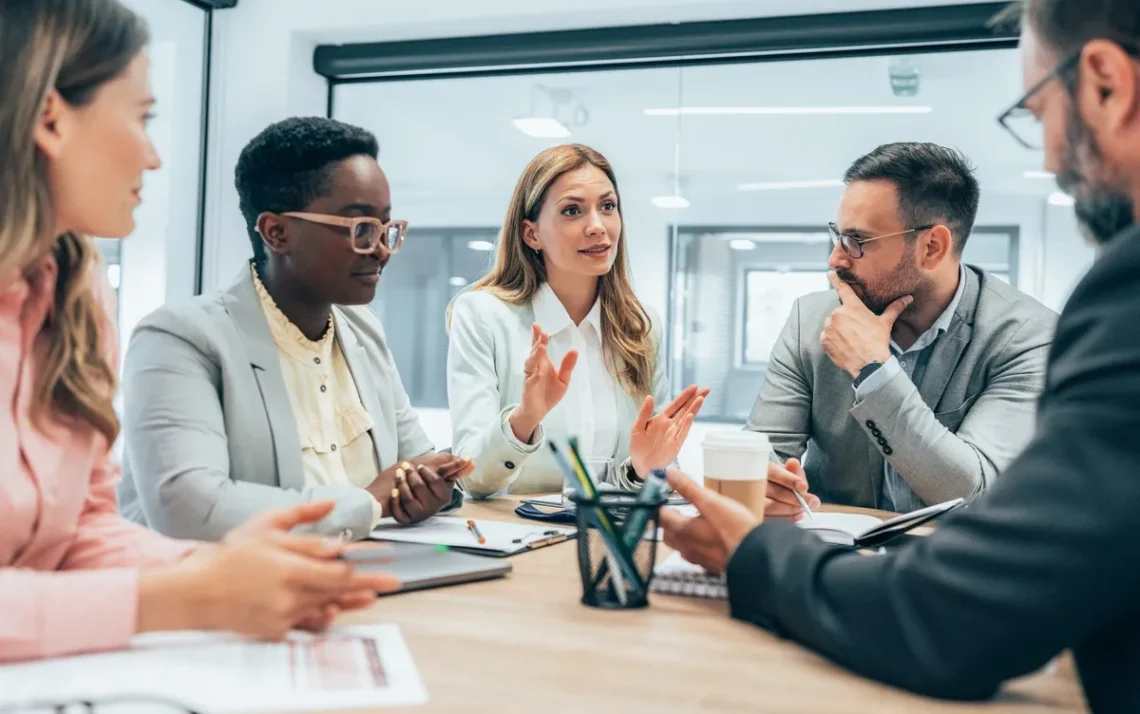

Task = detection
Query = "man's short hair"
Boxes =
[1005,0,1140,60]
[844,142,981,254]
[235,116,379,266]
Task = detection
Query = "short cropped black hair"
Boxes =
[235,116,379,266]
[1003,0,1140,60]
[843,142,981,254]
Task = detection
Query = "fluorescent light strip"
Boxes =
[467,240,495,251]
[645,106,933,116]
[512,117,571,138]
[1024,170,1056,179]
[738,179,844,192]
[729,239,756,251]
[1048,191,1075,207]
[651,195,691,209]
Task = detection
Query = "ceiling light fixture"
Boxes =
[1024,170,1056,179]
[738,179,844,192]
[1048,191,1075,207]
[448,276,468,287]
[729,239,756,251]
[651,195,691,209]
[644,106,933,117]
[467,240,495,251]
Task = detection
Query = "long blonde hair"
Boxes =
[0,0,149,443]
[463,144,655,398]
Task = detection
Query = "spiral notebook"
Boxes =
[650,552,727,600]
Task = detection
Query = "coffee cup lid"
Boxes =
[700,429,770,452]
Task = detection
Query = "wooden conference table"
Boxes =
[333,496,1087,714]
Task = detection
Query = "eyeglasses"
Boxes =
[0,694,199,713]
[828,222,934,259]
[282,212,408,254]
[998,42,1140,150]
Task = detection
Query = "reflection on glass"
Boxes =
[743,270,829,364]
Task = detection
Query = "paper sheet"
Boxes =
[796,512,884,543]
[0,624,427,712]
[371,515,575,553]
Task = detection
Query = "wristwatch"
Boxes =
[853,361,884,388]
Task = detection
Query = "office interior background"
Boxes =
[113,0,1090,474]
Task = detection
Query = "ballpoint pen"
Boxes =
[793,489,814,519]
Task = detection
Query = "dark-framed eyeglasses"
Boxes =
[0,694,200,713]
[828,222,934,259]
[998,42,1140,150]
[281,212,409,254]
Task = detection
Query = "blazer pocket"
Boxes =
[934,393,981,431]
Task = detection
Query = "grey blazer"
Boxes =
[117,268,437,542]
[746,265,1057,509]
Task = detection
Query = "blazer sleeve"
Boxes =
[447,294,544,498]
[121,312,376,541]
[722,252,1140,701]
[847,317,1052,504]
[745,298,812,463]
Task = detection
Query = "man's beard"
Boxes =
[1056,102,1135,246]
[836,246,927,316]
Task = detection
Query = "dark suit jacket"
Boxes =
[727,224,1140,712]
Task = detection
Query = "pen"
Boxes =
[466,519,486,545]
[793,489,814,519]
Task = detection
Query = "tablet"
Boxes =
[343,542,511,594]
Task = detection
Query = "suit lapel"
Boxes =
[336,309,390,468]
[222,268,305,491]
[916,267,980,411]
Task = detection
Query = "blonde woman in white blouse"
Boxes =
[447,144,708,497]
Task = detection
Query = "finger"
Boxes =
[672,410,697,445]
[664,469,719,512]
[435,458,466,480]
[389,483,412,524]
[334,589,384,611]
[765,497,806,520]
[764,480,804,508]
[827,271,860,306]
[632,395,654,431]
[250,501,337,532]
[681,395,705,422]
[766,462,809,493]
[530,322,542,346]
[417,464,451,502]
[297,604,339,633]
[658,506,690,535]
[557,349,579,383]
[523,340,545,375]
[880,295,914,325]
[261,530,348,559]
[401,467,429,518]
[663,385,699,418]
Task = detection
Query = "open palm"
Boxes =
[629,384,709,477]
[518,323,578,423]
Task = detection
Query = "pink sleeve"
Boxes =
[0,567,140,663]
[59,450,198,570]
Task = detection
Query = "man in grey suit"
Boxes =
[119,117,469,542]
[749,143,1056,516]
[661,0,1140,709]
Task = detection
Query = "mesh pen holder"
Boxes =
[571,491,663,609]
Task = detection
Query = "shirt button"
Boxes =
[877,437,888,446]
[865,420,877,429]
[314,357,321,365]
[900,361,908,368]
[320,385,327,393]
[883,446,894,456]
[505,461,516,470]
[331,444,338,452]
[871,428,882,438]
[339,528,353,541]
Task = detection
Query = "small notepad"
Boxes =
[651,552,727,600]
[370,516,576,557]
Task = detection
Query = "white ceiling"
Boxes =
[334,46,1054,227]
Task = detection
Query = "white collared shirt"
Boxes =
[530,283,620,461]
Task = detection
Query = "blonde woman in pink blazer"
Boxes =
[0,0,398,664]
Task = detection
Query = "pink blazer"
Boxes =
[0,254,195,663]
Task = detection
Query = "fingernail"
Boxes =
[391,488,400,500]
[400,462,412,471]
[395,468,405,482]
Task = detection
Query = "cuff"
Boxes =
[370,496,385,530]
[725,523,789,635]
[853,356,902,401]
[499,405,545,453]
[43,568,140,659]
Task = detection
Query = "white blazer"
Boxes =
[446,286,670,497]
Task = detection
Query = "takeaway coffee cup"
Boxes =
[701,430,771,520]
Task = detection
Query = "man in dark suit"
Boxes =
[660,1,1140,711]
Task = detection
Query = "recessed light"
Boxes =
[448,276,468,287]
[467,240,495,251]
[645,106,933,117]
[1025,170,1056,179]
[729,239,756,251]
[651,195,691,209]
[512,117,571,138]
[1048,191,1075,207]
[738,179,844,192]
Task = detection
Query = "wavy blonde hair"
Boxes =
[462,144,655,398]
[0,0,148,443]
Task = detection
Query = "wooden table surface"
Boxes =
[332,497,1087,714]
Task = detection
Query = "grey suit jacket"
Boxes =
[746,265,1057,508]
[117,267,436,541]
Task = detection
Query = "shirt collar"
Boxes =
[533,282,601,336]
[251,264,336,362]
[892,264,966,355]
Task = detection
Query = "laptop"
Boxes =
[343,542,511,594]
